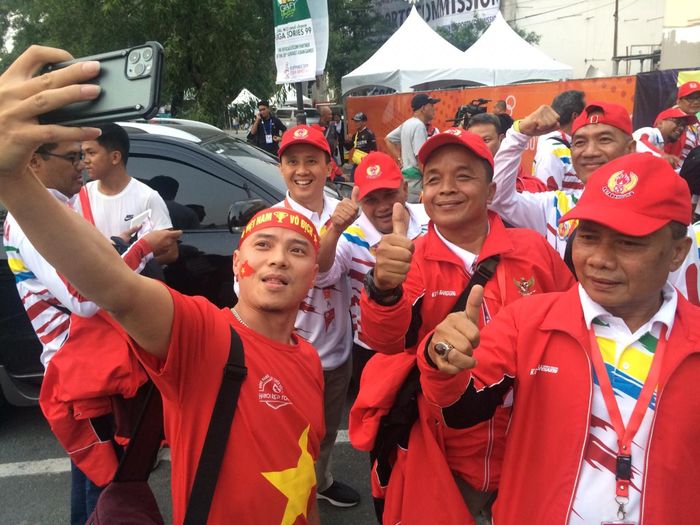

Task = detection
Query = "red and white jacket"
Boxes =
[418,285,700,524]
[355,212,574,521]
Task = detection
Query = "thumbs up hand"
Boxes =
[329,185,361,233]
[374,203,414,291]
[428,285,484,374]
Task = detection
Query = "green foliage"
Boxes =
[326,0,392,96]
[0,0,278,127]
[436,16,540,51]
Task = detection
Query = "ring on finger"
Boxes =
[434,341,454,359]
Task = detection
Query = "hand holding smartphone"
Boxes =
[39,42,164,126]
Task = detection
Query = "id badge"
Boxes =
[265,133,273,144]
[601,520,636,525]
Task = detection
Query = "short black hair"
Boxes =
[493,100,507,110]
[552,90,586,126]
[670,220,688,240]
[496,113,514,133]
[36,143,59,157]
[467,113,503,134]
[258,100,270,108]
[96,123,130,165]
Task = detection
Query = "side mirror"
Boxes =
[228,199,266,233]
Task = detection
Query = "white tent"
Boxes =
[229,88,259,107]
[461,12,573,86]
[341,7,479,95]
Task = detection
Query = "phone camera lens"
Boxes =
[142,48,153,61]
[134,63,145,76]
[129,51,141,64]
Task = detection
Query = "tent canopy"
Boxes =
[230,88,259,107]
[461,12,573,86]
[341,7,477,95]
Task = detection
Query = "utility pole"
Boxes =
[612,0,619,75]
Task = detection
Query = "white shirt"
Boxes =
[633,127,665,157]
[433,225,478,272]
[315,203,429,349]
[278,193,353,370]
[74,178,172,238]
[569,283,676,525]
[532,130,583,191]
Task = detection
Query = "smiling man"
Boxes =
[356,129,574,524]
[634,107,698,167]
[274,125,361,508]
[0,46,324,525]
[418,153,700,524]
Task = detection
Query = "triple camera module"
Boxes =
[126,46,154,79]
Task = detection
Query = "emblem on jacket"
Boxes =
[514,276,535,296]
[259,375,292,409]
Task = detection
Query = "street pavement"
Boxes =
[0,398,376,524]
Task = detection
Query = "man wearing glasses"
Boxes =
[3,139,181,524]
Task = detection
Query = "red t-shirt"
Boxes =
[136,289,325,525]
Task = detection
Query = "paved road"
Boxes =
[0,399,376,524]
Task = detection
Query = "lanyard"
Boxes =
[262,118,272,135]
[587,325,667,518]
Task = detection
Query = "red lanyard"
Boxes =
[588,326,667,501]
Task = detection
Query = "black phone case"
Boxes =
[39,41,164,126]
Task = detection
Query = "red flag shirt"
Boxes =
[135,289,325,525]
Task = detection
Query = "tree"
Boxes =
[0,0,279,127]
[436,16,540,51]
[325,0,393,96]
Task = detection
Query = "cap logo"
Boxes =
[691,82,698,89]
[293,128,309,139]
[365,165,382,179]
[603,170,638,199]
[445,129,462,136]
[588,114,600,124]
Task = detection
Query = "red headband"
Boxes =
[239,207,320,253]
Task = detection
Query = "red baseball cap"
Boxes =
[278,125,331,158]
[571,102,632,137]
[354,152,404,200]
[559,152,691,236]
[655,107,699,126]
[678,81,700,99]
[417,128,494,168]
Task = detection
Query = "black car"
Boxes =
[0,119,340,407]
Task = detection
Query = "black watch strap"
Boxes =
[364,269,402,306]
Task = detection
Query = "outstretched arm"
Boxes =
[0,46,173,359]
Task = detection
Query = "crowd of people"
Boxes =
[2,44,700,525]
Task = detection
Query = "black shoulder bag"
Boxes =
[88,327,247,525]
[370,256,500,522]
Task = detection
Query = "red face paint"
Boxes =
[238,260,256,279]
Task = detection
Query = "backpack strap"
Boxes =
[78,186,96,226]
[183,327,247,525]
[451,256,500,314]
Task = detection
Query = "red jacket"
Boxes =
[356,212,575,519]
[419,285,700,524]
[40,311,148,486]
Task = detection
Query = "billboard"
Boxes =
[378,0,501,30]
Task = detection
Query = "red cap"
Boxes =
[655,107,699,126]
[417,128,494,168]
[354,152,404,200]
[559,153,691,236]
[571,102,632,137]
[678,81,700,99]
[278,125,331,158]
[239,207,320,253]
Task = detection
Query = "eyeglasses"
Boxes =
[42,152,85,167]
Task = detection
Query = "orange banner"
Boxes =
[345,76,636,170]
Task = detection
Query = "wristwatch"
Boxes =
[363,269,403,306]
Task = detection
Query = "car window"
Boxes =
[127,156,272,229]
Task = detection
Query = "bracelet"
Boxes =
[512,119,522,133]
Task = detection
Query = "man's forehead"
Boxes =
[573,121,625,139]
[55,141,82,153]
[247,228,313,246]
[281,143,325,158]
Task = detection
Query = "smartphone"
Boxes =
[39,42,164,126]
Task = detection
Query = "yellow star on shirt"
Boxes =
[261,425,316,525]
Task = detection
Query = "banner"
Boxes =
[378,0,501,30]
[273,0,317,84]
[308,0,329,76]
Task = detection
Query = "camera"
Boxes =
[448,98,491,129]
